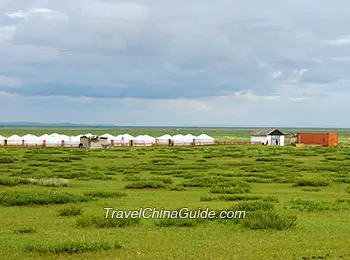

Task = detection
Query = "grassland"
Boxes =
[0,128,349,259]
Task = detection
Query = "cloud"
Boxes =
[0,0,350,126]
[0,75,22,87]
[323,35,350,46]
[289,96,313,102]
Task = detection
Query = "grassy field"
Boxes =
[0,128,349,259]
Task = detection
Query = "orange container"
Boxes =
[297,132,338,147]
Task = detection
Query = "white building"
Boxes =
[22,134,42,146]
[65,135,81,147]
[156,134,173,145]
[194,134,215,145]
[250,128,285,146]
[45,134,67,147]
[114,133,134,146]
[6,135,22,145]
[133,135,155,146]
[100,133,117,146]
[172,134,192,146]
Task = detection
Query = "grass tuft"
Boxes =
[14,227,36,234]
[57,205,84,216]
[125,181,166,189]
[242,210,297,230]
[84,191,127,198]
[0,191,90,206]
[293,178,330,187]
[76,215,140,228]
[24,241,121,254]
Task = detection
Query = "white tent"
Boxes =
[185,134,196,139]
[114,133,134,146]
[184,134,196,145]
[156,134,173,145]
[38,134,49,140]
[64,135,81,147]
[133,135,155,146]
[194,134,215,145]
[172,134,192,146]
[7,135,22,145]
[100,133,116,145]
[101,133,115,139]
[46,134,68,147]
[68,135,83,147]
[22,134,42,146]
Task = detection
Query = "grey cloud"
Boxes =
[0,0,350,121]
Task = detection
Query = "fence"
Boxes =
[1,139,252,148]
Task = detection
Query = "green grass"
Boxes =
[57,206,84,217]
[24,241,122,254]
[14,227,36,234]
[0,191,91,206]
[76,215,141,228]
[0,128,349,259]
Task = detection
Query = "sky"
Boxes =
[0,0,350,127]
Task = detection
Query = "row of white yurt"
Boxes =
[0,133,215,147]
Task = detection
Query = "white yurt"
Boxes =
[100,133,116,145]
[66,135,81,147]
[156,134,173,145]
[38,134,49,141]
[115,133,134,146]
[60,134,71,147]
[194,134,215,145]
[46,134,66,147]
[172,134,190,146]
[184,134,196,145]
[133,135,155,146]
[22,134,42,146]
[6,134,22,145]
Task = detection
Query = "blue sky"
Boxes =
[0,0,350,127]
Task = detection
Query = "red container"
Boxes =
[297,132,338,147]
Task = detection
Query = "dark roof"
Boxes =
[250,128,284,136]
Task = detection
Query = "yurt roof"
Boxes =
[7,134,22,140]
[172,134,186,140]
[157,134,172,139]
[196,134,214,140]
[22,134,39,139]
[118,134,134,140]
[101,133,115,139]
[143,135,155,140]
